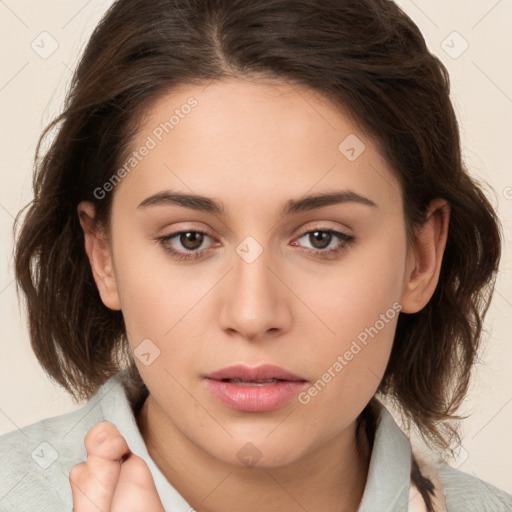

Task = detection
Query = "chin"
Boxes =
[205,435,307,470]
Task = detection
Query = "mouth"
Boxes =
[204,363,307,382]
[203,364,308,412]
[217,378,289,386]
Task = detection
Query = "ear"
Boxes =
[400,198,450,314]
[77,201,121,311]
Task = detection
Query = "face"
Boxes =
[85,78,418,467]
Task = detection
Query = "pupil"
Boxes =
[311,231,331,249]
[181,232,203,250]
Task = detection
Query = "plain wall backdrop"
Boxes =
[0,0,511,494]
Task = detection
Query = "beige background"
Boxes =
[0,0,511,494]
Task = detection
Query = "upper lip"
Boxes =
[204,364,306,382]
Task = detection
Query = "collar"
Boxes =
[358,401,447,512]
[357,402,413,511]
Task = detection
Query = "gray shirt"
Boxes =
[1,371,511,511]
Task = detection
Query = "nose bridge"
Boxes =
[218,235,291,340]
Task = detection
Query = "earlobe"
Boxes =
[400,199,450,314]
[77,202,122,311]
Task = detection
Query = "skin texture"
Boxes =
[76,78,450,512]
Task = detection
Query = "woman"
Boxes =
[1,0,511,511]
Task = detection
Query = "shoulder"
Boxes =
[438,463,512,512]
[0,378,123,512]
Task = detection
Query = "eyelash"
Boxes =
[157,228,355,261]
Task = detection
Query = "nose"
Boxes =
[217,243,292,342]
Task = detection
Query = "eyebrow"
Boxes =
[137,189,378,216]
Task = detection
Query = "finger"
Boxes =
[84,421,131,461]
[111,453,165,512]
[70,422,131,512]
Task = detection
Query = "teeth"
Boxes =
[228,378,280,385]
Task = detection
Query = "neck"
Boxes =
[136,394,372,512]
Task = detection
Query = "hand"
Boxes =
[70,421,165,511]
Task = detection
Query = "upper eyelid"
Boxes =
[160,226,351,250]
[160,225,350,238]
[160,219,352,237]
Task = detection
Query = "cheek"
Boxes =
[113,253,212,409]
[295,229,405,405]
[310,225,405,334]
[111,234,206,355]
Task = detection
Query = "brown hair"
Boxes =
[14,0,501,457]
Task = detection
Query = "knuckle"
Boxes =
[89,420,115,439]
[109,433,129,452]
[84,421,118,450]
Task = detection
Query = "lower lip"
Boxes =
[204,379,307,412]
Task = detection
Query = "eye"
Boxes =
[292,228,354,259]
[157,229,217,261]
[157,227,354,261]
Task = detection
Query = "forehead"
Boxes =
[112,78,402,217]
